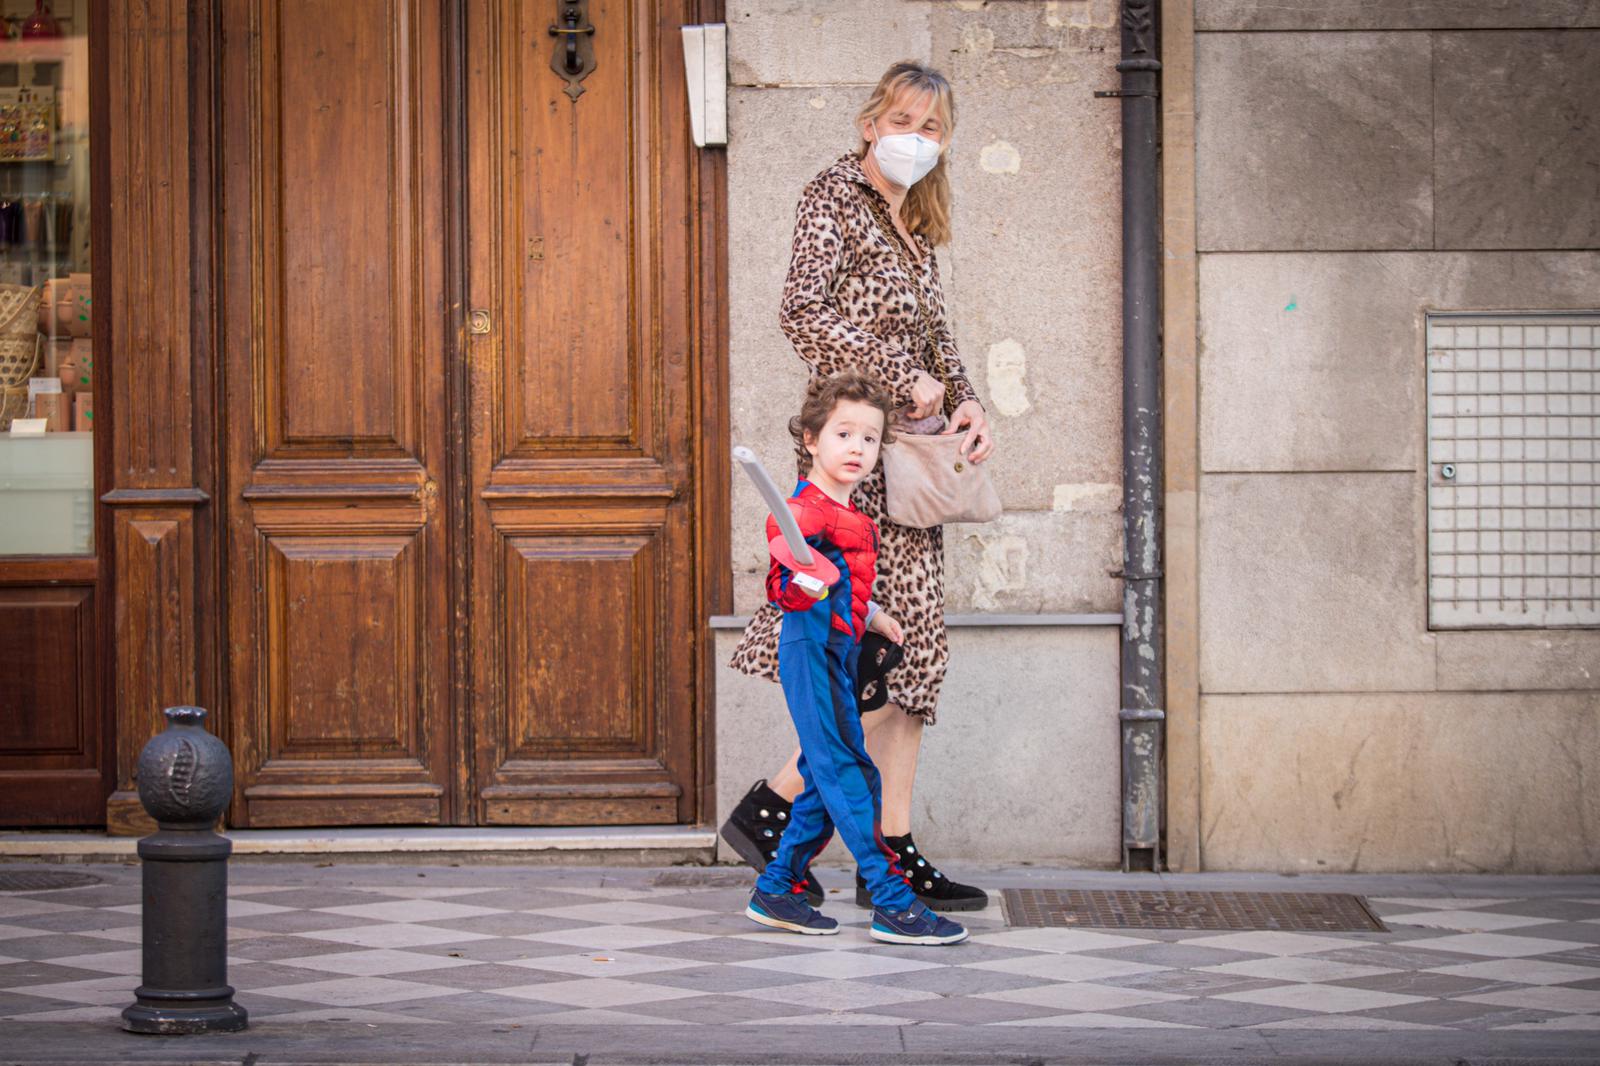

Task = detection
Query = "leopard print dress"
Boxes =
[728,152,982,725]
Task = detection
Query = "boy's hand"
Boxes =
[868,609,903,643]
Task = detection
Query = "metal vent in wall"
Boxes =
[1426,313,1598,629]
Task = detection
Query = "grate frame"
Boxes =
[1000,889,1387,932]
[1426,311,1599,629]
[0,870,102,892]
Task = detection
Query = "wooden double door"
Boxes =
[218,0,718,828]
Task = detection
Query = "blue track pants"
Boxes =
[754,622,917,912]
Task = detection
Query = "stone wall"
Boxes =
[716,1,1128,863]
[1188,1,1600,871]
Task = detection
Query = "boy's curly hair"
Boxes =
[789,369,897,476]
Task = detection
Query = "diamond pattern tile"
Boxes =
[1458,986,1600,1013]
[963,952,1168,983]
[1427,957,1600,985]
[1196,956,1399,983]
[501,950,702,980]
[1385,909,1562,932]
[1392,932,1591,957]
[273,948,481,977]
[4,865,1600,1036]
[299,923,497,949]
[1214,983,1430,1013]
[315,900,508,924]
[999,1010,1198,1028]
[491,977,701,1008]
[979,981,1191,1013]
[734,949,942,981]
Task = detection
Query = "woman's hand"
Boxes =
[943,399,994,462]
[868,609,904,644]
[906,371,946,422]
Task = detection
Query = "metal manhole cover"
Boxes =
[653,869,752,888]
[1001,889,1386,932]
[0,870,102,892]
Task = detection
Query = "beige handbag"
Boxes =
[863,195,1000,529]
[882,418,1002,527]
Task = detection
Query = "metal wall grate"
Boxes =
[1426,313,1599,629]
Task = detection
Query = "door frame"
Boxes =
[102,0,225,834]
[688,0,732,828]
[101,0,729,832]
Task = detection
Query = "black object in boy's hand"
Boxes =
[856,631,904,713]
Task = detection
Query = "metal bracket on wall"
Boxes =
[1094,89,1160,99]
[549,0,597,102]
[680,23,728,147]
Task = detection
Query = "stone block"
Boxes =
[1197,0,1600,31]
[945,82,1123,512]
[714,625,1122,865]
[1199,472,1439,693]
[929,1,1120,89]
[727,1,935,86]
[1198,692,1600,872]
[1435,31,1600,249]
[1436,629,1600,690]
[1198,253,1423,473]
[727,87,859,384]
[1199,251,1600,473]
[1195,33,1433,251]
[945,509,1122,614]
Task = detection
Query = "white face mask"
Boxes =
[870,121,942,188]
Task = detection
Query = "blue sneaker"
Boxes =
[870,900,969,945]
[746,888,839,936]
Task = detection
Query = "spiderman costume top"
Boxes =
[765,480,878,640]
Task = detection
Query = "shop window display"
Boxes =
[0,0,93,555]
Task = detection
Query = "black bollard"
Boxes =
[121,706,248,1034]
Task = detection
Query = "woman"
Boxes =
[726,61,995,912]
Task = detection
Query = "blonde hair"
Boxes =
[855,61,956,246]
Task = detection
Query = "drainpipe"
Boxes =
[1100,0,1164,873]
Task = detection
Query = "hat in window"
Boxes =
[855,631,904,713]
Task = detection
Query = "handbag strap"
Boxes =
[862,191,956,419]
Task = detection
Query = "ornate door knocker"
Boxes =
[549,0,597,102]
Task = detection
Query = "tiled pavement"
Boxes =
[2,862,1600,1063]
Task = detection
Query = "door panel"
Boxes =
[466,0,701,825]
[0,583,103,825]
[512,2,635,446]
[222,0,454,827]
[504,534,653,748]
[267,535,421,752]
[260,0,430,459]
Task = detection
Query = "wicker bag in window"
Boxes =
[0,283,42,430]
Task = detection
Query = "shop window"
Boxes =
[1426,313,1599,629]
[0,2,92,556]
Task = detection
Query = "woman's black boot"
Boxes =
[719,779,825,906]
[855,832,988,911]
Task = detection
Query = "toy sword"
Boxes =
[732,446,840,592]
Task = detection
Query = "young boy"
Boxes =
[745,370,968,946]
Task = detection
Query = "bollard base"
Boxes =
[121,998,248,1035]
